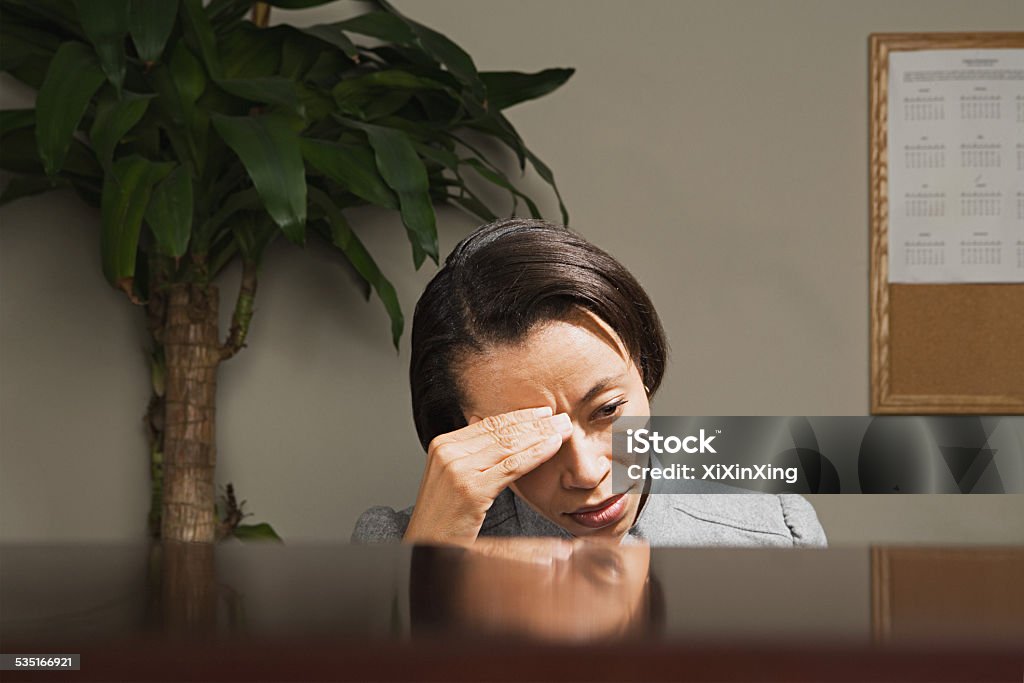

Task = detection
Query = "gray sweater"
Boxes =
[352,482,828,547]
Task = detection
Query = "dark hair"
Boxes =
[410,218,667,451]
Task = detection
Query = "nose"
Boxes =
[558,429,611,490]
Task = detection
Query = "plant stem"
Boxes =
[251,3,271,28]
[221,259,258,361]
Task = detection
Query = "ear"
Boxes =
[467,414,482,425]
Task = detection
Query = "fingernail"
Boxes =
[534,406,553,418]
[544,434,561,447]
[552,413,572,434]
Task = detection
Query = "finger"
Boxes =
[431,406,554,448]
[484,432,564,488]
[460,413,573,464]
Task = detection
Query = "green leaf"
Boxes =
[407,22,483,101]
[481,68,574,110]
[525,145,568,225]
[75,0,129,94]
[0,22,60,86]
[413,141,458,173]
[309,187,404,348]
[347,121,437,267]
[206,0,254,24]
[169,42,207,104]
[232,522,283,542]
[0,109,35,137]
[465,110,524,170]
[300,138,397,210]
[295,82,336,123]
[1,126,101,178]
[208,238,238,277]
[2,0,85,41]
[128,0,179,63]
[66,176,102,208]
[217,23,283,80]
[100,155,173,287]
[264,0,337,6]
[467,112,569,224]
[145,164,193,258]
[331,70,451,106]
[179,0,222,78]
[194,188,262,252]
[265,0,335,5]
[146,46,207,168]
[0,18,63,55]
[232,211,279,264]
[216,77,304,115]
[211,113,307,244]
[461,157,540,218]
[0,175,66,206]
[375,1,485,101]
[447,187,497,223]
[296,23,358,61]
[280,33,316,80]
[89,91,156,172]
[336,11,413,44]
[408,138,515,220]
[35,41,107,177]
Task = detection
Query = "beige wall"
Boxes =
[2,0,1022,543]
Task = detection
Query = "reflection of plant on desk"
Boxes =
[0,0,572,543]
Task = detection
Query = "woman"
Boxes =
[352,218,826,547]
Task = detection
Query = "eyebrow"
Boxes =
[580,373,627,405]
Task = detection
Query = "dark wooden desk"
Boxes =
[1,543,1021,681]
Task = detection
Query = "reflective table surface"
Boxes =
[1,540,1021,681]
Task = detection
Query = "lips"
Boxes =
[566,493,629,529]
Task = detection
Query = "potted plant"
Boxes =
[0,0,572,543]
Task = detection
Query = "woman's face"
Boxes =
[459,308,650,539]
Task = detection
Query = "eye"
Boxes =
[591,399,628,422]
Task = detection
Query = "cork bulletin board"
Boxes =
[869,33,1024,414]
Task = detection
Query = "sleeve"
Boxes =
[777,494,828,548]
[350,505,412,543]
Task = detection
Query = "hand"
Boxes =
[404,406,573,545]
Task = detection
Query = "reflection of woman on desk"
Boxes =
[409,539,659,641]
[353,219,826,547]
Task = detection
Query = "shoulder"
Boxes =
[351,504,413,543]
[776,493,828,548]
[643,486,827,547]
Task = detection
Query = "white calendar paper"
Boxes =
[887,48,1024,283]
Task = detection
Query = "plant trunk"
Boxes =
[161,283,221,543]
[161,540,218,635]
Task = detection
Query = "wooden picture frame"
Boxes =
[869,33,1024,414]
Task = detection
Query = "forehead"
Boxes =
[458,310,632,414]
